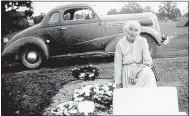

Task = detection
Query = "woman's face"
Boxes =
[126,23,140,41]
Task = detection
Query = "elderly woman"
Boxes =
[114,20,157,88]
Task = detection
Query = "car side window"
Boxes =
[49,12,60,23]
[63,8,95,21]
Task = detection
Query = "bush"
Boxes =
[33,15,45,24]
[12,18,29,30]
[2,10,29,35]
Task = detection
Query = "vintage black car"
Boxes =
[2,3,165,69]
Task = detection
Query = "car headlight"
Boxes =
[3,38,9,43]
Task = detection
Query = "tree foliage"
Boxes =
[2,1,33,17]
[119,2,144,14]
[170,8,181,19]
[107,8,119,15]
[2,1,34,34]
[144,6,154,13]
[107,2,148,15]
[33,13,45,24]
[158,2,181,20]
[106,2,182,21]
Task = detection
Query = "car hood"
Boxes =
[99,12,154,25]
[4,23,41,49]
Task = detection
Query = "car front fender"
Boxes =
[140,26,162,44]
[2,36,49,59]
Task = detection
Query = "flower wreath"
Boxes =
[71,65,100,81]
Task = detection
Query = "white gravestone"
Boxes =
[113,87,187,115]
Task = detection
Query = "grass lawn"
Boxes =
[155,34,188,58]
[2,55,188,115]
[159,21,188,36]
[43,56,188,115]
[1,22,188,115]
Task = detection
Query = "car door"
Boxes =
[60,6,103,53]
[40,11,62,56]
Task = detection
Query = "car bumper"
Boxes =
[160,35,173,45]
[161,36,167,43]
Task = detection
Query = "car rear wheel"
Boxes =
[21,48,43,69]
[140,34,157,58]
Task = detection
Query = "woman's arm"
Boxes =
[114,44,123,87]
[142,38,153,66]
[131,38,153,78]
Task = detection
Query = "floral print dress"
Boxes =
[114,35,157,88]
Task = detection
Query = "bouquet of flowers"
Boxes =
[71,64,100,81]
[73,84,115,113]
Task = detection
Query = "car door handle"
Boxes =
[61,27,67,30]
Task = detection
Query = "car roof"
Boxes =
[50,3,91,11]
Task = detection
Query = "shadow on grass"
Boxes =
[1,75,76,116]
[1,54,114,73]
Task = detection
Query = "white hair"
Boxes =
[123,20,141,34]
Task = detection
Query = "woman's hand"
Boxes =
[115,83,123,88]
[129,64,146,85]
[128,76,136,85]
[129,69,138,85]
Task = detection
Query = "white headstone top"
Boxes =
[113,87,187,115]
[78,101,95,115]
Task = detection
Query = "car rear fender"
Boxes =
[2,36,49,59]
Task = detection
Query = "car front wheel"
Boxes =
[21,48,43,69]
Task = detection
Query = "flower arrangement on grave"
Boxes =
[47,83,115,115]
[73,84,114,113]
[71,64,100,81]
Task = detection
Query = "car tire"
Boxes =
[21,47,43,69]
[140,34,157,58]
